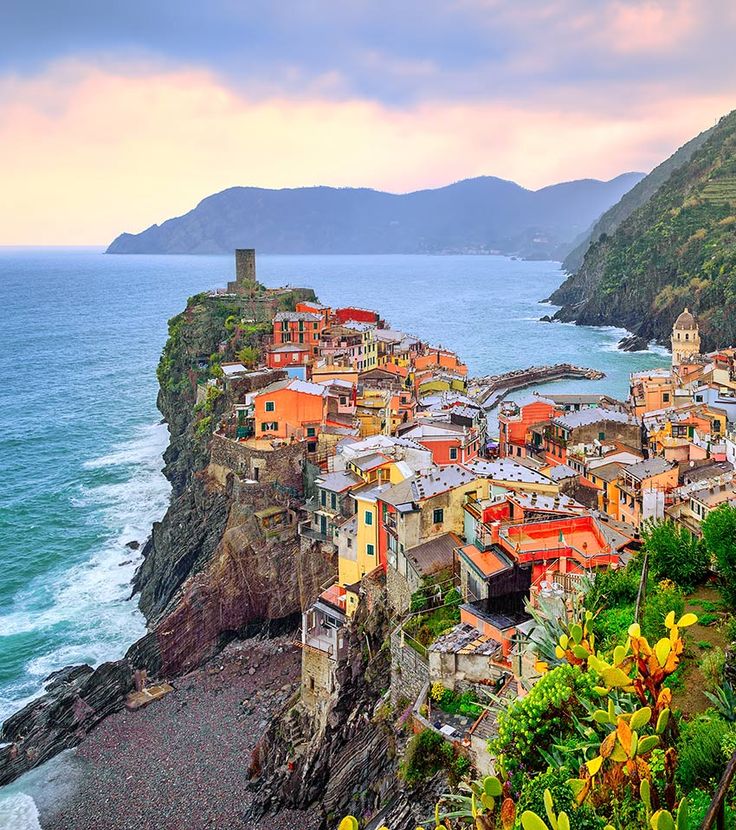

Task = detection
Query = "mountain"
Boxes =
[559,127,716,276]
[106,173,643,258]
[550,110,736,350]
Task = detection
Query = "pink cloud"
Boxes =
[0,60,731,244]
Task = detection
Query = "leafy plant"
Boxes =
[641,520,710,592]
[702,504,736,605]
[700,647,725,691]
[676,715,730,791]
[704,679,736,722]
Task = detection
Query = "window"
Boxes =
[663,393,670,403]
[365,510,373,525]
[433,508,444,524]
[366,543,375,556]
[320,490,327,506]
[307,441,317,453]
[449,447,458,460]
[313,322,318,330]
[299,333,304,344]
[265,401,275,412]
[306,427,316,437]
[598,431,605,441]
[330,493,337,510]
[261,421,278,432]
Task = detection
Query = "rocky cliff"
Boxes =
[246,576,441,830]
[0,286,332,785]
[549,109,736,351]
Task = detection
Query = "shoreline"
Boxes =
[10,636,317,830]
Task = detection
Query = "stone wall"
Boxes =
[386,564,413,615]
[390,626,429,709]
[210,434,306,496]
[301,646,335,711]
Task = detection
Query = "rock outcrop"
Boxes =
[0,661,133,786]
[246,578,440,830]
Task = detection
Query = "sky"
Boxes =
[1,1,735,245]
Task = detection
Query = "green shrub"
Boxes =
[492,664,597,775]
[703,504,736,605]
[400,729,448,785]
[444,587,462,606]
[409,591,428,613]
[642,519,710,591]
[701,647,726,690]
[677,715,730,791]
[195,415,213,437]
[698,611,720,627]
[588,560,641,609]
[641,581,685,642]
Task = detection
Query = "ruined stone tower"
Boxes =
[227,248,257,294]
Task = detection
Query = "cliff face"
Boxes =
[246,578,441,830]
[0,287,332,784]
[549,109,736,350]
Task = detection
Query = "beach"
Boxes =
[39,636,318,830]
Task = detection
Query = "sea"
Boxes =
[0,248,668,826]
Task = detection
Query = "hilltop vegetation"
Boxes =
[551,110,736,350]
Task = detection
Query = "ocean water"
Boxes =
[0,248,668,824]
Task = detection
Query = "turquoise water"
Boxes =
[0,248,668,727]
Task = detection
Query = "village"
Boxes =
[203,250,736,779]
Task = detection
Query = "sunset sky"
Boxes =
[2,1,735,245]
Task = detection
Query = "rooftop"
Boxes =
[273,311,323,322]
[554,409,638,430]
[405,532,462,577]
[458,543,513,579]
[316,470,363,493]
[625,457,675,480]
[428,623,503,657]
[462,458,553,485]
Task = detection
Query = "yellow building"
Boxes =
[671,308,700,368]
[336,456,415,610]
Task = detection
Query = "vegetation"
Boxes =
[399,729,469,787]
[550,108,736,349]
[430,683,484,719]
[641,520,710,593]
[702,504,736,604]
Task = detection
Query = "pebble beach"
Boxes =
[38,636,319,830]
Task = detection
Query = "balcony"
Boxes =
[298,520,332,544]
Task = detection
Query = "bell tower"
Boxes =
[671,307,700,367]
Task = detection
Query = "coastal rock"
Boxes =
[618,334,650,352]
[0,660,133,786]
[125,540,140,550]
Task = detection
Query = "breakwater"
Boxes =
[468,363,606,408]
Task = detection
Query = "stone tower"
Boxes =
[227,249,257,294]
[671,307,700,367]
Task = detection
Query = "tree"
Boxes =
[641,519,710,592]
[702,503,736,605]
[236,346,260,368]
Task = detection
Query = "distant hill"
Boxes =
[106,174,643,259]
[550,109,736,350]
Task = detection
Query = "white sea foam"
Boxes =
[0,422,170,723]
[0,794,42,830]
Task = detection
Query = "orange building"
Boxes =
[253,378,327,440]
[273,311,327,357]
[414,349,468,377]
[266,343,311,369]
[629,369,674,417]
[498,395,559,459]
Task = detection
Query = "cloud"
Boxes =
[0,60,731,244]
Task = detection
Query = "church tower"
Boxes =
[671,307,700,367]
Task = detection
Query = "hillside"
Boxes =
[559,126,716,276]
[106,173,642,259]
[551,109,736,350]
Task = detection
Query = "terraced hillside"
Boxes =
[551,109,736,351]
